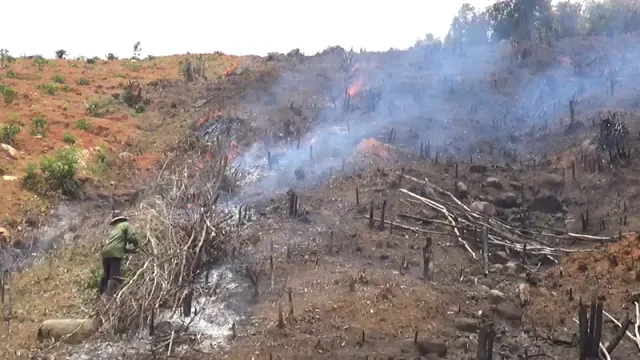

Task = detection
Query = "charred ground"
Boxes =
[3,34,640,359]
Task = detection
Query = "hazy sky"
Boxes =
[4,0,499,58]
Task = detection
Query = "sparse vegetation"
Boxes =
[62,131,77,144]
[86,57,98,65]
[85,97,114,118]
[2,85,17,104]
[52,74,66,84]
[124,59,141,71]
[37,147,79,195]
[5,69,15,78]
[37,83,60,95]
[29,115,49,137]
[106,53,118,61]
[133,41,142,59]
[77,77,90,85]
[0,49,16,68]
[75,118,92,132]
[33,55,48,69]
[0,117,22,144]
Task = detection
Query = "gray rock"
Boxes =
[495,301,523,321]
[484,177,502,189]
[455,181,469,197]
[489,263,504,273]
[504,262,518,275]
[551,329,576,345]
[425,354,442,360]
[477,285,491,294]
[454,317,481,332]
[528,193,565,214]
[492,192,518,208]
[453,337,469,350]
[488,289,506,304]
[477,277,493,287]
[470,201,496,216]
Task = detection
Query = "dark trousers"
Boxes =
[99,257,122,296]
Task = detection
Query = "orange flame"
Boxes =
[223,65,238,77]
[347,77,364,97]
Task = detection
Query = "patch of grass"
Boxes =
[85,97,115,118]
[30,115,49,137]
[77,77,90,86]
[5,69,15,78]
[19,194,49,216]
[34,55,48,69]
[124,59,141,71]
[36,83,60,95]
[2,85,17,104]
[62,132,77,145]
[115,73,126,78]
[1,116,22,144]
[52,74,66,84]
[75,118,92,132]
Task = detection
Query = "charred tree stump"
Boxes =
[368,201,375,229]
[379,200,387,230]
[422,237,432,280]
[578,299,604,360]
[182,289,194,317]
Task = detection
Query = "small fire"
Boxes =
[198,141,240,169]
[222,65,239,78]
[347,77,365,97]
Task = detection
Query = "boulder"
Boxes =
[484,177,502,189]
[37,318,102,344]
[528,193,564,213]
[470,201,496,216]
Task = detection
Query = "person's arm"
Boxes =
[124,223,139,249]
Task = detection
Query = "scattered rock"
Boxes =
[488,289,506,304]
[470,201,496,216]
[491,192,518,208]
[469,164,488,174]
[551,329,576,345]
[453,337,469,349]
[1,143,19,159]
[528,193,564,213]
[425,353,442,360]
[454,317,481,332]
[489,263,504,273]
[504,262,518,275]
[477,277,493,287]
[2,175,18,181]
[495,301,523,321]
[455,182,468,197]
[509,181,523,190]
[484,177,502,189]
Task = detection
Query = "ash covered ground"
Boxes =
[28,35,640,359]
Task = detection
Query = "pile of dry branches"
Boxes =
[374,173,626,269]
[97,139,247,339]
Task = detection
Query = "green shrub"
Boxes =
[37,83,60,95]
[52,74,66,84]
[6,69,15,78]
[75,118,92,132]
[77,77,90,85]
[62,132,76,144]
[85,98,114,118]
[86,57,97,65]
[106,53,117,61]
[39,147,79,195]
[1,117,22,144]
[2,86,17,104]
[23,162,39,189]
[34,55,48,69]
[30,115,49,137]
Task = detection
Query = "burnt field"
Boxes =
[18,35,640,359]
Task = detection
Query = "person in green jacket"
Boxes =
[99,211,138,296]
